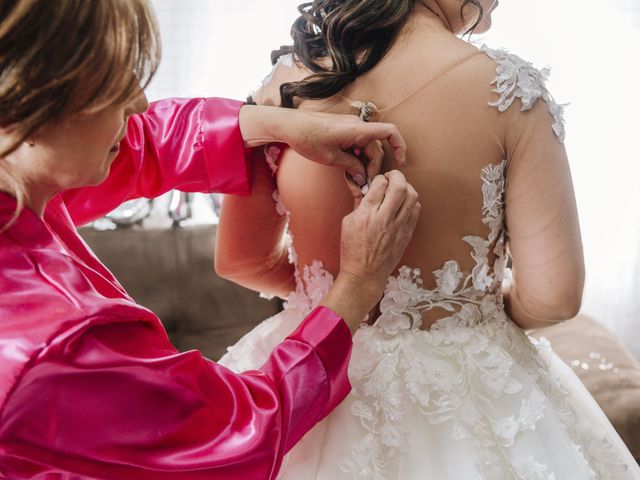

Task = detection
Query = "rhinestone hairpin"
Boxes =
[351,101,379,122]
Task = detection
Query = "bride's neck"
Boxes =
[413,1,455,33]
[412,0,479,35]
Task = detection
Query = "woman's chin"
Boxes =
[86,159,114,187]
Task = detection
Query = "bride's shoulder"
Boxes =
[475,44,566,141]
[480,45,552,92]
[477,45,557,109]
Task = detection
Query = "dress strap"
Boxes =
[342,49,485,122]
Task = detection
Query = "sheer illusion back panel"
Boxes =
[256,30,581,329]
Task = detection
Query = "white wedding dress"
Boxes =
[219,46,640,479]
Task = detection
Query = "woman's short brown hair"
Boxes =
[0,0,161,158]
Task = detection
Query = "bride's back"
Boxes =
[255,7,579,329]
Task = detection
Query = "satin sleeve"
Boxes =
[63,97,252,227]
[0,307,352,480]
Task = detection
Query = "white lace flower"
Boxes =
[482,45,566,143]
[272,190,290,217]
[512,456,558,480]
[351,400,375,424]
[264,145,281,175]
[492,390,546,447]
[375,310,413,335]
[302,260,334,307]
[472,261,493,292]
[434,261,464,296]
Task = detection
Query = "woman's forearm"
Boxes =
[214,199,295,298]
[504,273,582,331]
[214,149,296,298]
[238,105,287,148]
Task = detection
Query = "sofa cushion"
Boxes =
[80,225,280,361]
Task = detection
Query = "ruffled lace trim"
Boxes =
[481,45,567,143]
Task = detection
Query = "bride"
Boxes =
[214,0,640,478]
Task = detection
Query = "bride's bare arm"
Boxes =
[214,151,295,298]
[503,100,585,330]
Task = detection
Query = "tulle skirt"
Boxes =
[220,297,640,480]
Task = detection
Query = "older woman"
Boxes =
[0,1,420,479]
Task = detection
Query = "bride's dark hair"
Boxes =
[273,0,483,108]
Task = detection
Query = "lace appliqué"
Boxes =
[481,45,567,143]
[336,162,629,479]
[368,162,508,342]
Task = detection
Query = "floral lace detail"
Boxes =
[265,145,281,176]
[512,457,557,480]
[334,160,629,479]
[481,45,567,143]
[367,161,508,342]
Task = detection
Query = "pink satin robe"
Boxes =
[0,97,352,479]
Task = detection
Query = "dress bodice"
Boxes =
[219,45,638,480]
[261,45,567,333]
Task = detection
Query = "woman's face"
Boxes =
[33,91,148,190]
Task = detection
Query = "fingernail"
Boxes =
[361,184,369,195]
[354,174,366,187]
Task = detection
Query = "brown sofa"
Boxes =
[80,224,640,463]
[80,225,280,361]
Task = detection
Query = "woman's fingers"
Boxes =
[377,170,409,219]
[337,172,420,314]
[409,201,421,230]
[395,183,420,224]
[335,150,367,180]
[361,123,406,166]
[278,109,407,176]
[361,140,384,182]
[344,171,364,208]
[361,175,389,210]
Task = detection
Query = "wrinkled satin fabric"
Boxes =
[0,97,352,479]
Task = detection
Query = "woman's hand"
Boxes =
[321,171,421,334]
[239,105,406,183]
